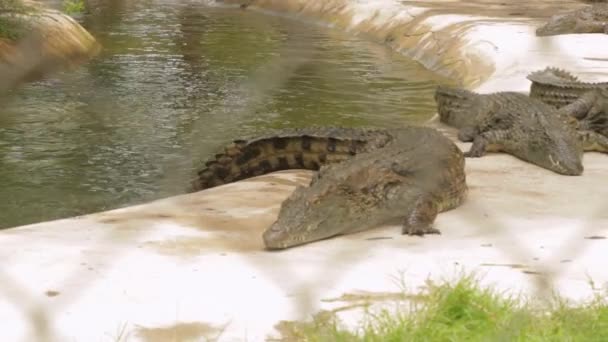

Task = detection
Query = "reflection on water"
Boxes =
[0,0,452,228]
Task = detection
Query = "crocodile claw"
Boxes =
[402,225,441,236]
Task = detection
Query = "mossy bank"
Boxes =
[0,0,99,91]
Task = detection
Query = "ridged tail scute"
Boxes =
[528,67,608,108]
[526,67,580,85]
[434,85,481,129]
[191,127,383,191]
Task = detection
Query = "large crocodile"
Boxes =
[528,67,608,109]
[191,126,467,249]
[536,3,608,36]
[434,85,608,175]
[527,67,608,138]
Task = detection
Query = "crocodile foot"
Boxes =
[580,130,608,153]
[463,136,487,158]
[403,224,441,236]
[402,196,441,236]
[464,129,510,158]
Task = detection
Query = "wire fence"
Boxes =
[1,3,607,341]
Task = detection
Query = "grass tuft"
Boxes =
[62,0,85,15]
[283,275,608,341]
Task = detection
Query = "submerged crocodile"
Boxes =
[528,67,608,109]
[434,86,608,175]
[536,3,608,36]
[191,126,467,249]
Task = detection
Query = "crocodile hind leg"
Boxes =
[402,196,440,236]
[580,130,608,153]
[463,129,510,158]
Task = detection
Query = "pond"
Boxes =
[0,0,453,228]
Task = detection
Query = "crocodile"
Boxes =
[191,126,467,249]
[527,67,608,109]
[434,85,608,175]
[536,3,608,36]
[527,67,608,139]
[560,88,608,139]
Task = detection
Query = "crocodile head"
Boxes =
[262,157,415,249]
[519,122,584,176]
[536,13,580,36]
[262,182,359,250]
[535,4,607,37]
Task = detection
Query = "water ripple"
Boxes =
[0,1,452,228]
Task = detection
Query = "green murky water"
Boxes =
[0,0,452,228]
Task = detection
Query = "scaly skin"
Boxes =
[559,88,608,143]
[527,67,608,109]
[192,127,391,190]
[191,126,467,250]
[536,3,608,36]
[435,85,586,175]
[527,67,608,143]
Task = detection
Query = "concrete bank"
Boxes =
[1,1,608,341]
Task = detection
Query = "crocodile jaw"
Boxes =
[263,221,332,250]
[546,153,583,175]
[523,137,584,176]
[261,185,347,250]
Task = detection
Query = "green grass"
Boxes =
[0,0,35,40]
[62,0,85,15]
[0,16,27,40]
[282,275,608,341]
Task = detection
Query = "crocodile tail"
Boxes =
[434,85,481,128]
[191,127,380,191]
[527,67,580,84]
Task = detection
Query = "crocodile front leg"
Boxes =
[580,130,608,153]
[457,126,477,142]
[463,130,510,158]
[560,91,598,119]
[560,89,608,121]
[402,196,440,236]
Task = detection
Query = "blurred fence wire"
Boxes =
[0,2,607,342]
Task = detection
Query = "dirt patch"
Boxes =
[480,262,529,269]
[401,0,586,19]
[44,290,60,297]
[140,213,280,254]
[135,321,225,342]
[584,235,606,240]
[322,290,424,304]
[270,289,425,341]
[91,172,316,254]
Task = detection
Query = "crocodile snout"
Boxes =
[262,223,289,250]
[557,160,584,176]
[547,153,583,176]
